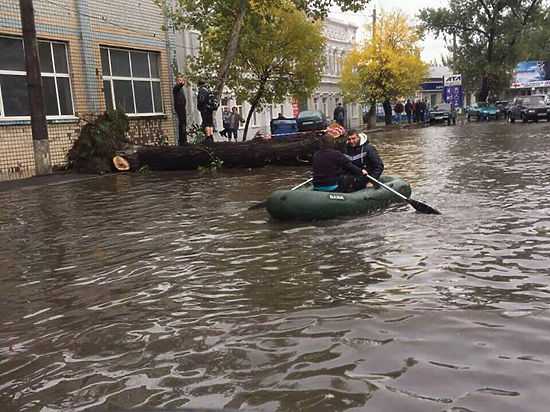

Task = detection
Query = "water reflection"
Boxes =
[1,122,550,411]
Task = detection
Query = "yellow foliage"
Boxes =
[341,10,428,103]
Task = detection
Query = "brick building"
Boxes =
[0,0,177,181]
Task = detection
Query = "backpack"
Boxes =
[206,91,219,111]
[197,87,209,111]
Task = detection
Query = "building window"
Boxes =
[0,35,74,119]
[235,99,244,128]
[101,46,163,116]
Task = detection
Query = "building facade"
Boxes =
[417,66,452,108]
[307,17,360,129]
[0,0,177,181]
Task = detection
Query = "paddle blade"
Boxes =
[248,200,267,210]
[408,198,441,215]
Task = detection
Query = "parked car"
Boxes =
[270,117,298,138]
[495,101,511,118]
[507,96,550,123]
[428,103,456,125]
[467,102,499,121]
[531,94,550,105]
[296,110,327,132]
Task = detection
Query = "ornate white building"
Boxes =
[307,17,360,129]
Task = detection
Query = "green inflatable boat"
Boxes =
[266,175,411,220]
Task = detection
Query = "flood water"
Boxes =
[1,121,550,412]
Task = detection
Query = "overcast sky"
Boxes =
[331,0,450,64]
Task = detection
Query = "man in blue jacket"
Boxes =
[343,129,384,191]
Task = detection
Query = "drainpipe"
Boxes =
[75,0,99,113]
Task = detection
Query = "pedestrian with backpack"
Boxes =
[197,80,218,144]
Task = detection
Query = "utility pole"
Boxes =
[367,5,378,129]
[372,5,376,40]
[19,0,51,175]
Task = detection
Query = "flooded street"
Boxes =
[1,121,550,411]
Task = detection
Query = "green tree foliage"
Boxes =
[225,5,325,140]
[418,0,545,101]
[341,11,427,125]
[158,0,369,98]
[517,9,550,61]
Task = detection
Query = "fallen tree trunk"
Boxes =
[134,133,322,171]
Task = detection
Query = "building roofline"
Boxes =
[325,16,359,30]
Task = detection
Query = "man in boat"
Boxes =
[312,123,368,192]
[343,129,384,191]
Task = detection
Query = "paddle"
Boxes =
[366,175,441,215]
[248,178,313,210]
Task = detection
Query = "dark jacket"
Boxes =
[333,105,345,122]
[173,83,186,112]
[313,148,363,187]
[197,85,209,112]
[344,138,384,180]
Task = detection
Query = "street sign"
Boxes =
[444,74,462,87]
[443,85,464,108]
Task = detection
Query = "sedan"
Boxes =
[507,96,550,123]
[467,103,499,121]
[429,103,456,125]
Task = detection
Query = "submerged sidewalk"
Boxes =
[0,172,108,193]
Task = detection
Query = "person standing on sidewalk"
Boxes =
[405,99,413,123]
[229,107,244,142]
[394,100,404,124]
[197,80,216,144]
[173,75,187,145]
[333,103,346,127]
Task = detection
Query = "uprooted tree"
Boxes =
[68,109,130,173]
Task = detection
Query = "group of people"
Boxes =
[172,75,221,145]
[220,107,244,142]
[404,99,429,123]
[312,124,384,193]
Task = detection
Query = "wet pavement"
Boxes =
[1,121,550,411]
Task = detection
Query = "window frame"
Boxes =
[101,46,163,117]
[0,35,75,121]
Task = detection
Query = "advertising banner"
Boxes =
[421,81,444,91]
[443,85,464,108]
[511,61,550,88]
[444,74,462,87]
[291,98,300,118]
[443,74,463,107]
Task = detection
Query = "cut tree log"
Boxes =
[133,133,322,171]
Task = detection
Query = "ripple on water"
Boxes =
[2,125,550,410]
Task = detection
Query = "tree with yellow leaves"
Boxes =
[341,11,428,128]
